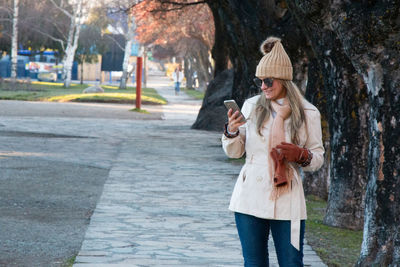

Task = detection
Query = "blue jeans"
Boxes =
[235,212,305,267]
[175,82,180,93]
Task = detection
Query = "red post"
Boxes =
[136,56,143,109]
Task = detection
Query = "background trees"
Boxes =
[0,0,100,87]
[100,0,138,89]
[133,0,214,91]
[0,0,67,75]
[48,0,87,88]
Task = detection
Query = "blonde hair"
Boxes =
[255,80,306,144]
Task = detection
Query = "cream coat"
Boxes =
[222,95,324,250]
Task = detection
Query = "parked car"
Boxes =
[37,72,57,82]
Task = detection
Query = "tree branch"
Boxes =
[42,17,68,40]
[127,0,146,11]
[151,0,207,12]
[0,6,13,14]
[159,0,206,6]
[48,0,72,18]
[1,31,12,39]
[107,6,131,15]
[31,27,66,51]
[104,34,126,51]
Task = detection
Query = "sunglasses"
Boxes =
[253,77,274,88]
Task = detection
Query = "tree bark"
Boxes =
[119,14,135,90]
[287,0,369,230]
[10,0,19,81]
[320,1,400,265]
[60,0,83,88]
[184,56,193,89]
[302,56,330,200]
[193,55,207,91]
[195,43,212,91]
[64,19,81,88]
[119,38,132,89]
[80,61,83,85]
[194,0,307,130]
[191,69,234,131]
[209,4,228,78]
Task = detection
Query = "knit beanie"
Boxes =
[255,37,293,80]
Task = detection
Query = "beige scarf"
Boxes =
[269,98,292,200]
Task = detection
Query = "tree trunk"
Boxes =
[319,1,400,265]
[62,0,83,88]
[61,17,75,84]
[287,0,369,230]
[195,0,307,130]
[64,20,81,88]
[302,56,330,200]
[189,57,198,88]
[184,56,193,89]
[205,0,264,107]
[191,69,234,131]
[119,14,135,90]
[194,44,212,91]
[209,4,228,78]
[198,45,212,83]
[80,61,83,85]
[119,38,132,89]
[10,0,19,81]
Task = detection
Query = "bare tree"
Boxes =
[0,2,13,52]
[119,13,135,89]
[48,0,87,88]
[0,1,70,54]
[104,0,137,89]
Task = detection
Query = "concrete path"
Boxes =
[72,75,326,267]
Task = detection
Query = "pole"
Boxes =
[136,56,143,109]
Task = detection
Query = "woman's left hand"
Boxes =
[276,142,308,163]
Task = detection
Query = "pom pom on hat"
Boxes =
[260,36,282,55]
[256,36,293,80]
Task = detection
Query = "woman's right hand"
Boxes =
[227,109,246,133]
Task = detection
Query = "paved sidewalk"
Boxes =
[73,75,326,266]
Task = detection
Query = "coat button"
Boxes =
[257,176,263,182]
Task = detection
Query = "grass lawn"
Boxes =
[62,256,75,267]
[0,80,167,105]
[183,87,205,100]
[306,195,363,266]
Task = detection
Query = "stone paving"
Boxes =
[69,75,327,267]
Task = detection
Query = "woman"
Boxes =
[222,37,324,266]
[172,65,184,95]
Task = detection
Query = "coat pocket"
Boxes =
[238,165,247,183]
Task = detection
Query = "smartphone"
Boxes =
[223,100,246,123]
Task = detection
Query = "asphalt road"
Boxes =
[0,122,120,266]
[0,100,161,266]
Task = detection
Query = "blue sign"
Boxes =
[130,42,140,56]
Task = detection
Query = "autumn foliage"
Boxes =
[133,0,214,58]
